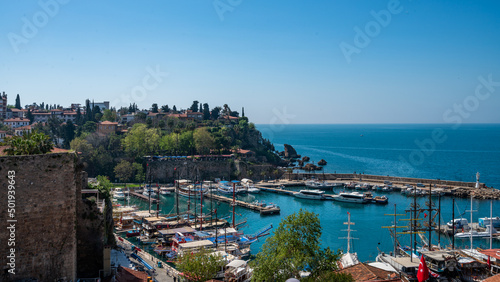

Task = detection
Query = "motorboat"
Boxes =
[293,189,326,200]
[159,187,171,195]
[478,216,500,228]
[246,186,260,193]
[217,181,247,195]
[454,225,497,238]
[113,188,125,200]
[332,191,369,204]
[373,195,389,204]
[305,180,334,190]
[142,187,157,198]
[447,218,469,229]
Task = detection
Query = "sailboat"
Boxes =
[338,212,359,269]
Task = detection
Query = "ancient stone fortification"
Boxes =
[148,158,278,182]
[0,153,82,281]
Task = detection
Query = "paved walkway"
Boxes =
[116,235,178,282]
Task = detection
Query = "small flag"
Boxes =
[424,213,428,218]
[417,255,430,282]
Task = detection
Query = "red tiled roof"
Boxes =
[479,249,500,260]
[10,108,27,112]
[100,121,118,125]
[33,112,51,115]
[338,263,398,281]
[15,125,32,131]
[115,266,149,282]
[3,118,30,122]
[484,274,500,282]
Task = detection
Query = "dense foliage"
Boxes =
[1,132,54,155]
[176,248,225,282]
[251,209,348,281]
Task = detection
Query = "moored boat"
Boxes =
[293,189,327,200]
[332,191,369,204]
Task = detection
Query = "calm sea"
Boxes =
[124,124,500,262]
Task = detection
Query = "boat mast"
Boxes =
[467,172,480,250]
[232,181,236,228]
[175,168,179,221]
[156,182,160,217]
[452,198,455,249]
[490,200,493,249]
[340,211,357,254]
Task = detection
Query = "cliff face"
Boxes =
[77,197,104,278]
[283,144,300,159]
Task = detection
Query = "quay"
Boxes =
[129,191,159,203]
[203,193,280,215]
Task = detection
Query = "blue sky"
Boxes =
[1,0,499,124]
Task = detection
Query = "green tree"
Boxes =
[122,123,160,158]
[132,162,145,182]
[211,106,221,120]
[62,120,76,148]
[26,108,34,123]
[202,103,210,120]
[190,100,199,112]
[101,109,117,122]
[193,127,215,155]
[75,107,83,125]
[70,137,93,160]
[151,103,159,113]
[82,121,97,133]
[15,94,21,109]
[251,209,342,281]
[114,160,133,182]
[172,105,177,113]
[176,248,225,282]
[161,104,170,112]
[1,132,54,155]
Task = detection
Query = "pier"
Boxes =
[129,191,159,203]
[203,193,280,215]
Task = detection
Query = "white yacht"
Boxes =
[159,187,171,195]
[454,225,497,238]
[305,180,334,190]
[113,188,125,200]
[142,187,157,198]
[294,189,326,200]
[332,191,368,204]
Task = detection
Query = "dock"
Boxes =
[203,193,280,215]
[129,191,159,203]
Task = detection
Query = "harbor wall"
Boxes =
[286,172,485,188]
[148,158,278,182]
[0,153,82,281]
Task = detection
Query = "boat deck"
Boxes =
[203,193,280,215]
[129,191,159,203]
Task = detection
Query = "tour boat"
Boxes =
[478,216,500,228]
[293,189,326,200]
[332,191,369,204]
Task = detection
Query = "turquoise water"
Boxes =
[123,124,500,262]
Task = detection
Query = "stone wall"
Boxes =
[286,172,484,188]
[0,153,80,281]
[148,158,280,182]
